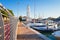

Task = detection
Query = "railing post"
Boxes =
[0,12,4,40]
[9,16,18,40]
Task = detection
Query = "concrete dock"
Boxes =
[17,22,51,40]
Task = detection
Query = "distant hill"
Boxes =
[47,17,55,20]
[53,17,60,22]
[46,17,60,22]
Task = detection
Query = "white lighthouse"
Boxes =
[27,5,30,22]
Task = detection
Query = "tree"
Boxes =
[7,9,14,16]
[19,16,22,22]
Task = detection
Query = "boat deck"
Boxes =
[17,22,44,40]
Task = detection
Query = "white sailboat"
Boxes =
[26,1,58,32]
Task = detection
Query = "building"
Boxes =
[0,3,17,40]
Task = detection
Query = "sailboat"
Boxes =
[26,1,58,32]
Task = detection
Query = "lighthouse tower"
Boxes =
[27,5,30,22]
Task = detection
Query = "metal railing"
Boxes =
[0,4,18,40]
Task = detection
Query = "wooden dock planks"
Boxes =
[17,22,44,40]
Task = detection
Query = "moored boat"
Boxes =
[52,31,60,40]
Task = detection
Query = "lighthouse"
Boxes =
[27,5,30,22]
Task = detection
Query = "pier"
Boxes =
[17,22,51,40]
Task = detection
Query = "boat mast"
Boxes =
[34,0,35,23]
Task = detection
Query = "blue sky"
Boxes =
[0,0,60,18]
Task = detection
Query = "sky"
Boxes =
[0,0,60,18]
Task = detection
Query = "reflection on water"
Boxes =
[33,29,57,40]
